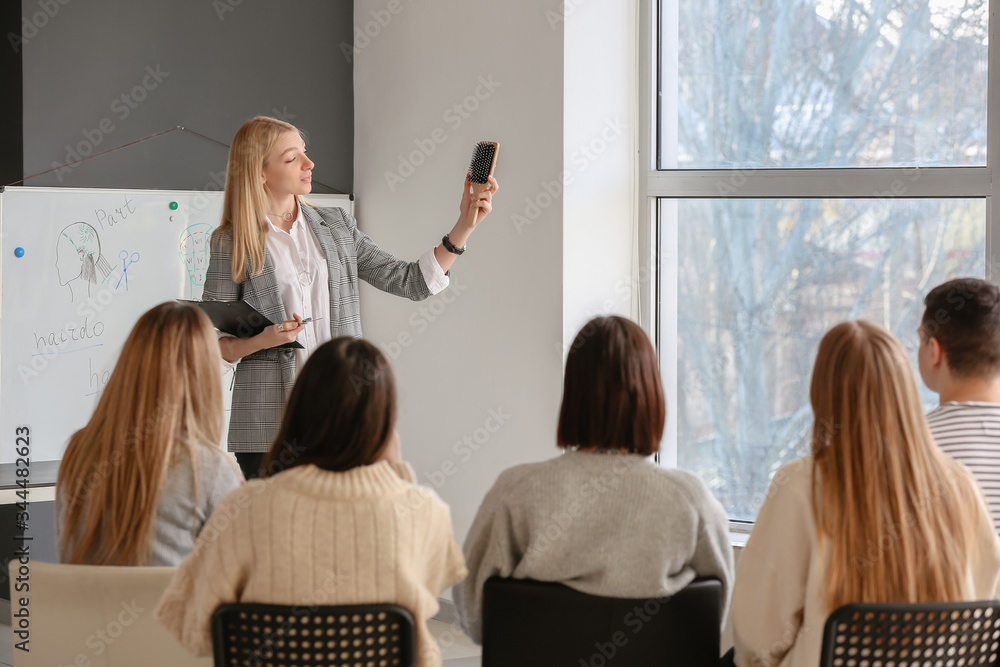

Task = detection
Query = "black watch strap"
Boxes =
[442,234,466,255]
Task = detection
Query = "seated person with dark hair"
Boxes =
[155,337,467,667]
[920,277,1000,532]
[454,315,733,644]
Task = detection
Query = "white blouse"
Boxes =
[265,209,332,372]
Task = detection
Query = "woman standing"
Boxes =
[206,116,498,478]
[56,302,243,566]
[727,320,1000,667]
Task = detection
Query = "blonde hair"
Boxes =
[810,320,982,610]
[218,116,312,283]
[57,302,226,565]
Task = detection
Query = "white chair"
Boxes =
[8,561,211,667]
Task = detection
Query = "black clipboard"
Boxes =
[180,299,304,350]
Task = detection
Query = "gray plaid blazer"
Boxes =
[204,205,432,453]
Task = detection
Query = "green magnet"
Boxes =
[169,202,178,210]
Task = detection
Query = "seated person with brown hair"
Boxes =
[454,315,734,644]
[919,277,1000,533]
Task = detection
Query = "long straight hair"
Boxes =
[217,116,307,283]
[810,320,981,610]
[57,302,225,565]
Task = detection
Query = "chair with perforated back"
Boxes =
[210,602,417,667]
[819,600,1000,667]
[481,576,723,667]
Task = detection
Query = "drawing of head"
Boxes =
[178,223,215,286]
[57,222,112,286]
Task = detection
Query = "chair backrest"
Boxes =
[481,576,723,667]
[211,602,417,667]
[819,600,1000,667]
[9,560,212,667]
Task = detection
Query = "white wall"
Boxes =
[353,0,565,543]
[563,1,638,346]
[353,0,637,545]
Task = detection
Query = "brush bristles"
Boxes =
[468,141,498,183]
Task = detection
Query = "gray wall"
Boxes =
[21,0,352,194]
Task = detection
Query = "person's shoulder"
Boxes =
[654,465,716,498]
[493,458,555,490]
[193,445,244,481]
[309,205,353,225]
[753,456,815,511]
[210,226,233,246]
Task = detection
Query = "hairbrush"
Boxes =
[467,141,499,227]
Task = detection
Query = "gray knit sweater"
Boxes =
[56,444,244,565]
[454,450,734,643]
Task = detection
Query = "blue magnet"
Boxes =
[14,247,24,258]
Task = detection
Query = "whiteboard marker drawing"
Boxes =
[115,250,140,291]
[178,223,214,298]
[56,223,114,302]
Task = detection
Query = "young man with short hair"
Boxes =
[920,277,1000,532]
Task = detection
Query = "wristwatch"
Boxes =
[442,234,466,255]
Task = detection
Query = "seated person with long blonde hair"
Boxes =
[155,337,467,667]
[728,320,1000,667]
[56,302,243,566]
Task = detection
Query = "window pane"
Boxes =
[665,198,986,521]
[660,0,988,169]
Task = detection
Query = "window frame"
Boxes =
[638,0,1000,525]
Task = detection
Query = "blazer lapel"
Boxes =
[245,247,287,326]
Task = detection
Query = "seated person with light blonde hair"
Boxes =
[727,320,1000,667]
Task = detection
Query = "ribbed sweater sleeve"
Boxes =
[677,471,736,623]
[731,460,812,667]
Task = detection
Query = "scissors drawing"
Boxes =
[116,250,140,291]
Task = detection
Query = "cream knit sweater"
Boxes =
[732,456,1000,667]
[155,461,467,667]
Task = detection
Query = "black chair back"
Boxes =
[211,602,416,667]
[482,576,723,667]
[819,600,1000,667]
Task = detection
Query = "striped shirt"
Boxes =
[927,402,1000,533]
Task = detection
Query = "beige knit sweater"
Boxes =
[732,456,1000,667]
[155,461,467,667]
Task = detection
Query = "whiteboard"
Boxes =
[0,186,352,463]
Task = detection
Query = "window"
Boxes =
[642,0,997,524]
